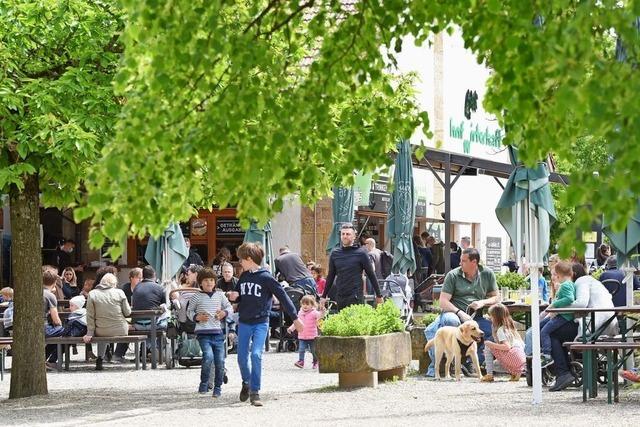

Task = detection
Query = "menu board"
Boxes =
[485,236,502,272]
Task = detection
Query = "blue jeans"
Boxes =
[541,316,570,355]
[293,277,317,294]
[45,324,64,362]
[197,334,226,393]
[298,339,317,363]
[525,317,551,356]
[237,321,269,393]
[424,312,493,376]
[134,318,168,350]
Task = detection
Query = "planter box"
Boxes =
[316,332,411,388]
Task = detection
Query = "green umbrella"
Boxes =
[496,147,556,264]
[326,186,354,253]
[387,139,416,275]
[495,146,556,406]
[144,223,189,283]
[244,220,274,269]
[602,204,640,268]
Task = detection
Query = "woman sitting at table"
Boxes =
[83,273,131,371]
[547,262,617,391]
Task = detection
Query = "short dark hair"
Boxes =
[571,262,587,280]
[237,242,264,265]
[187,264,203,274]
[462,248,480,263]
[197,267,217,285]
[43,271,58,287]
[95,265,118,286]
[142,265,156,280]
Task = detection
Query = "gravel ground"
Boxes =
[0,346,639,426]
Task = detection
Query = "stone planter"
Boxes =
[316,331,411,388]
[410,326,429,373]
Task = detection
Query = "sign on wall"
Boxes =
[485,236,502,272]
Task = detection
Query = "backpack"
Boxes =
[380,251,394,278]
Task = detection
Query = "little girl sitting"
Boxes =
[288,295,324,369]
[481,303,526,382]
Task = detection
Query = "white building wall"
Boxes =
[271,197,302,254]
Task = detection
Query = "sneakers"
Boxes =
[460,361,473,377]
[45,362,57,371]
[294,360,304,369]
[621,369,640,383]
[312,362,318,369]
[212,387,221,398]
[549,373,574,392]
[239,382,250,402]
[540,354,553,367]
[480,374,494,382]
[198,383,208,394]
[250,393,263,407]
[95,357,104,371]
[509,374,521,382]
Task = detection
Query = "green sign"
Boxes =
[449,118,504,154]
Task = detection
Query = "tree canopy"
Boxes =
[77,1,640,257]
[0,0,122,203]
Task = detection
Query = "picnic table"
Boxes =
[59,308,165,369]
[546,305,640,402]
[506,303,549,330]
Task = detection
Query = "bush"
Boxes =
[417,312,439,327]
[495,271,528,290]
[320,300,404,337]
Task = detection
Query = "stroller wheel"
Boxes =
[224,368,229,384]
[570,361,583,387]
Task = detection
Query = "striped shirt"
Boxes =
[187,290,233,335]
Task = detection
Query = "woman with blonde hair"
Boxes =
[61,267,79,299]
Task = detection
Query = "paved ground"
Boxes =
[0,347,639,426]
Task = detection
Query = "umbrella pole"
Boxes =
[526,198,543,405]
[623,260,635,371]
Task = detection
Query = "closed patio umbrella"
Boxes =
[496,146,556,405]
[387,139,416,275]
[326,186,354,253]
[244,220,274,269]
[144,223,189,284]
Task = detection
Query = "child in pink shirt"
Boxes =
[288,295,324,369]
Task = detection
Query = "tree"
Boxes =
[79,1,640,258]
[0,0,122,398]
[76,0,427,254]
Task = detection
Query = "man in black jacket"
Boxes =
[320,223,383,311]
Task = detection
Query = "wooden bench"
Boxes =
[46,336,147,372]
[566,342,640,404]
[0,337,12,381]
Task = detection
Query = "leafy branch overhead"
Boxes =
[76,1,640,257]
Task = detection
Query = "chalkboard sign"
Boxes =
[216,218,244,236]
[416,199,427,217]
[485,236,502,272]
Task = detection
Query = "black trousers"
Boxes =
[549,320,579,377]
[337,293,364,311]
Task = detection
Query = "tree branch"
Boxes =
[244,0,281,35]
[260,0,315,38]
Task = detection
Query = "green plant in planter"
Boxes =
[320,300,404,337]
[495,272,528,290]
[417,312,439,327]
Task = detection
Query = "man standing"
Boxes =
[321,223,383,310]
[182,237,204,268]
[364,238,383,280]
[460,236,472,250]
[424,248,499,377]
[274,246,316,293]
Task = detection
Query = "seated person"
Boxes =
[83,273,131,370]
[43,271,64,368]
[130,266,168,354]
[424,248,499,377]
[63,295,88,337]
[539,261,575,364]
[1,287,13,336]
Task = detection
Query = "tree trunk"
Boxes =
[9,174,48,398]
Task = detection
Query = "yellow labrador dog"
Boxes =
[424,320,484,381]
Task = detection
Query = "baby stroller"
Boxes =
[413,274,445,312]
[379,274,413,328]
[165,289,235,371]
[272,283,317,352]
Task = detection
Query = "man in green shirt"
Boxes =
[424,248,500,377]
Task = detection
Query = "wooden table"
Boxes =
[506,303,549,330]
[546,305,640,399]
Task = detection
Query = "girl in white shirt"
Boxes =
[482,303,526,382]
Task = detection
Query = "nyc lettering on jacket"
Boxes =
[240,282,262,297]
